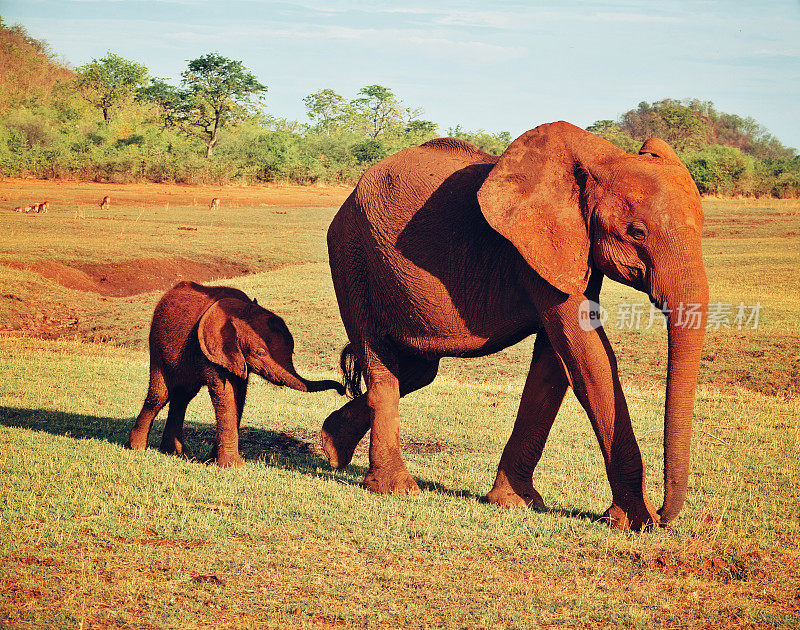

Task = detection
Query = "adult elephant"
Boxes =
[322,121,708,530]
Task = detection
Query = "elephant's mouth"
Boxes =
[615,264,647,292]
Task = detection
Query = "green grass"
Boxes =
[0,194,799,628]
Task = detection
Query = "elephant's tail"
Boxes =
[340,343,363,399]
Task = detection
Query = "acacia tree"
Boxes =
[350,85,403,138]
[179,53,267,158]
[75,52,148,122]
[137,78,184,128]
[303,88,347,135]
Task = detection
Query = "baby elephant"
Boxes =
[129,281,344,467]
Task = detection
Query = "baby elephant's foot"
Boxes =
[486,469,545,509]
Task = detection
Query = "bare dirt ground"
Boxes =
[0,178,352,341]
[0,178,352,210]
[1,178,351,291]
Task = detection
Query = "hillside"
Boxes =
[0,19,797,196]
[0,18,74,109]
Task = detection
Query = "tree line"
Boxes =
[1,19,797,196]
[587,99,799,197]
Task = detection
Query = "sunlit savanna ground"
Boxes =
[0,182,798,628]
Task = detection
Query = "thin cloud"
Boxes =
[163,21,527,64]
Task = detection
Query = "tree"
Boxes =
[585,120,640,153]
[179,53,267,158]
[75,52,148,122]
[657,103,706,151]
[445,125,512,155]
[350,85,403,138]
[137,78,184,128]
[404,119,439,144]
[304,88,347,135]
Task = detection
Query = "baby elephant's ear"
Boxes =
[198,299,248,379]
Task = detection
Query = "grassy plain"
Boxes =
[0,182,798,628]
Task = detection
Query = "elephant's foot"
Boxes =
[362,465,420,495]
[320,400,370,469]
[602,496,659,531]
[128,429,149,450]
[486,469,546,509]
[159,436,192,459]
[215,453,245,468]
[207,445,244,468]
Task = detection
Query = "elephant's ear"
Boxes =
[198,299,248,380]
[477,121,616,295]
[638,137,683,165]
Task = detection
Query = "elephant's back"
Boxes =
[327,138,537,353]
[352,138,498,236]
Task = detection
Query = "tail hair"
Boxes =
[340,343,363,399]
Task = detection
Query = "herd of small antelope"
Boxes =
[9,195,223,215]
[13,201,49,214]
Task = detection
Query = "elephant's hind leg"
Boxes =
[361,351,417,494]
[159,386,199,457]
[129,368,169,450]
[487,334,569,509]
[320,395,370,470]
[321,355,439,472]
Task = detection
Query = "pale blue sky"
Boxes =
[2,0,799,149]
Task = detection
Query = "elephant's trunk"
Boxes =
[658,268,709,524]
[263,356,345,396]
[297,375,347,395]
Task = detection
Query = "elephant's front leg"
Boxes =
[538,294,658,530]
[362,357,419,495]
[487,334,569,509]
[207,374,244,468]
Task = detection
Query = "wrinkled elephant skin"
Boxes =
[324,123,708,530]
[129,281,343,466]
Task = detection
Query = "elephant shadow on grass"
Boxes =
[0,404,349,478]
[0,405,603,524]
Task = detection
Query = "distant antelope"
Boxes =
[100,195,111,211]
[21,204,38,214]
[37,201,49,213]
[13,206,22,213]
[209,197,221,211]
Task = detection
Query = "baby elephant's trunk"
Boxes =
[267,359,345,396]
[300,377,347,395]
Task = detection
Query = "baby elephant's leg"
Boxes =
[130,368,169,450]
[207,374,244,467]
[160,386,200,457]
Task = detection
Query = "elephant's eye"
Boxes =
[627,222,648,242]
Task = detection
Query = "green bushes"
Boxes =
[681,146,800,197]
[588,99,799,198]
[1,21,797,194]
[683,145,753,196]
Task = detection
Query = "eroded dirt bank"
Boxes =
[2,257,257,297]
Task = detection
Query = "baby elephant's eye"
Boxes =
[255,347,268,356]
[627,221,648,242]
